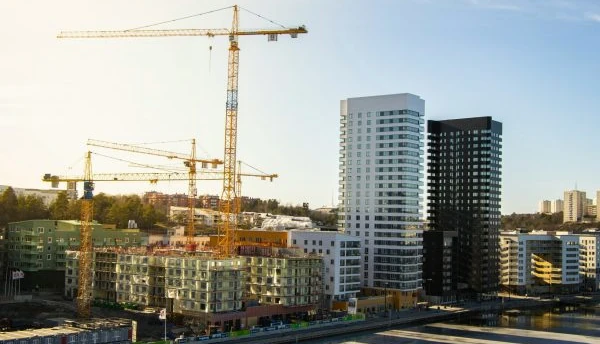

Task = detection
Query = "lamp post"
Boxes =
[384,283,388,313]
[507,245,511,301]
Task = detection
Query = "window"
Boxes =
[47,254,51,260]
[47,237,52,243]
[38,227,44,233]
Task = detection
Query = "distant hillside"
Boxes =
[501,212,600,233]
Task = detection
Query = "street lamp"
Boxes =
[507,245,511,301]
[384,283,389,312]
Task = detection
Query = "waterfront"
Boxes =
[315,305,600,344]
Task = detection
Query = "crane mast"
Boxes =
[186,139,197,250]
[219,5,240,257]
[78,151,94,318]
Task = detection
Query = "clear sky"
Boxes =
[1,0,599,214]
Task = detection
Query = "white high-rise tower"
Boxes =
[338,93,424,307]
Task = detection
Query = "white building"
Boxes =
[288,230,361,307]
[0,185,66,206]
[500,230,580,295]
[169,206,222,226]
[538,200,551,214]
[563,190,586,223]
[597,191,600,222]
[551,199,564,213]
[338,93,424,305]
[579,230,600,291]
[261,215,314,230]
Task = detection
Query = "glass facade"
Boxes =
[426,117,502,295]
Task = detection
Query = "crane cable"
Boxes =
[239,6,288,29]
[126,5,234,31]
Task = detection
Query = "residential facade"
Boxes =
[426,116,503,298]
[422,230,457,303]
[538,200,551,214]
[66,247,321,332]
[6,220,146,290]
[598,191,600,221]
[563,190,586,223]
[500,231,580,295]
[288,230,361,307]
[551,199,564,214]
[338,93,425,307]
[579,230,600,291]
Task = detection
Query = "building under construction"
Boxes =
[65,246,322,332]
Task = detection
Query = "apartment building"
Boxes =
[241,246,322,307]
[6,220,146,290]
[338,93,425,308]
[579,230,600,291]
[551,199,564,213]
[214,228,360,308]
[500,231,580,295]
[426,117,503,298]
[288,230,361,307]
[422,230,457,304]
[538,200,551,214]
[66,246,322,332]
[563,190,586,223]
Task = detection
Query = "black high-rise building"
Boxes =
[425,117,502,299]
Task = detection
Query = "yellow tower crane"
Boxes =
[77,151,94,318]
[58,5,307,257]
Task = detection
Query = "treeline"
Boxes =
[501,211,600,233]
[242,198,337,227]
[501,212,563,231]
[0,187,166,229]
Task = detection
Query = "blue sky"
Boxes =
[1,0,599,214]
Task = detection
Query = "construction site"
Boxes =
[1,4,322,341]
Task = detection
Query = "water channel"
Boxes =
[314,304,600,343]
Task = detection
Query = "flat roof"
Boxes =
[0,318,131,340]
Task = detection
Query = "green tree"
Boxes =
[49,191,71,220]
[17,194,49,220]
[0,187,18,225]
[93,193,114,224]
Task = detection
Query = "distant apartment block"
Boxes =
[597,191,600,222]
[563,190,586,223]
[587,204,597,218]
[426,116,503,298]
[551,199,564,213]
[338,93,425,308]
[538,200,551,214]
[500,230,580,295]
[0,185,71,206]
[169,206,222,227]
